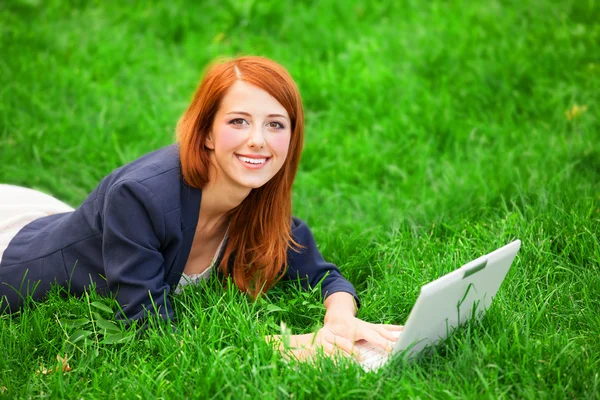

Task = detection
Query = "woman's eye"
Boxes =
[268,121,284,130]
[229,118,248,126]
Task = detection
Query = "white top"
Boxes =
[174,224,229,294]
[0,184,75,262]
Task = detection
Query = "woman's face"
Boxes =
[206,80,292,192]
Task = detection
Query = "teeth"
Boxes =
[237,155,267,164]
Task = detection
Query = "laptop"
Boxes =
[355,240,521,372]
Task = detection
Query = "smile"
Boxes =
[235,154,270,166]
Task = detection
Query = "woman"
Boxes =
[0,56,401,360]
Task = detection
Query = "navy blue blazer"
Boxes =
[0,144,358,321]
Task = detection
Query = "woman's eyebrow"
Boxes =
[225,111,289,121]
[268,113,289,121]
[226,111,252,117]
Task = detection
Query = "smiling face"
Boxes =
[205,80,292,195]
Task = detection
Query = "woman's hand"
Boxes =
[265,326,360,362]
[265,292,403,362]
[323,292,403,353]
[324,314,403,353]
[266,320,402,362]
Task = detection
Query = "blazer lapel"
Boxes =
[166,178,201,290]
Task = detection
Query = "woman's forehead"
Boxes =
[218,81,289,119]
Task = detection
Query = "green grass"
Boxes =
[1,0,599,398]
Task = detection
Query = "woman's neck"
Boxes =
[197,176,250,234]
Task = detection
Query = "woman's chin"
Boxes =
[242,180,270,190]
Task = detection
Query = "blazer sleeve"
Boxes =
[102,179,171,323]
[283,217,360,307]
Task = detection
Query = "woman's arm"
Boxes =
[323,291,357,320]
[103,180,171,324]
[284,218,361,307]
[268,219,402,360]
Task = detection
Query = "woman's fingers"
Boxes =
[289,347,315,362]
[374,324,404,341]
[377,324,404,331]
[320,329,361,360]
[347,321,402,350]
[278,330,361,362]
[356,327,393,352]
[322,341,350,360]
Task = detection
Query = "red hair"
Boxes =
[176,56,304,297]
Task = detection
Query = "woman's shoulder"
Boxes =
[84,144,191,212]
[107,144,182,185]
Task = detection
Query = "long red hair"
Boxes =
[176,56,304,297]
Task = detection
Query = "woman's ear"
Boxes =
[205,133,215,150]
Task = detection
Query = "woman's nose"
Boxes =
[247,125,266,148]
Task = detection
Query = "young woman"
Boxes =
[0,56,401,360]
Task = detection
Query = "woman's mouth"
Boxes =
[235,154,271,168]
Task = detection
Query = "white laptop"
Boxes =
[355,240,521,372]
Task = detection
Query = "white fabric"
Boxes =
[0,184,75,262]
[176,268,213,294]
[175,224,229,294]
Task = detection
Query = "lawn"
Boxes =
[1,0,599,398]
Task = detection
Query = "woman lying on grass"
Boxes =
[0,55,401,361]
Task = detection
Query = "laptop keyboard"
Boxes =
[355,330,403,372]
